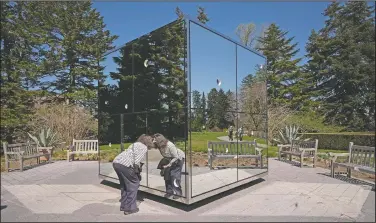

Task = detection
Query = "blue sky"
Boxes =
[94,2,330,94]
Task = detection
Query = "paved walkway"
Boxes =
[1,159,375,222]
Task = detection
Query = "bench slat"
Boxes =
[278,139,318,168]
[208,141,257,156]
[67,139,98,162]
[331,142,375,178]
[207,140,262,169]
[3,142,49,171]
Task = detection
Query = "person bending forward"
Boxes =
[112,134,154,215]
[153,133,186,199]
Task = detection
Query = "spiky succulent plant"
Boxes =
[27,128,59,147]
[273,125,310,144]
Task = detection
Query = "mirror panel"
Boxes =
[189,21,237,197]
[128,20,188,196]
[98,47,123,179]
[98,18,269,202]
[146,109,187,198]
[236,45,268,181]
[99,113,122,178]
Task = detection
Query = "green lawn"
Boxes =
[97,132,348,158]
[100,143,131,151]
[0,132,350,172]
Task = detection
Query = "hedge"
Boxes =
[301,133,375,150]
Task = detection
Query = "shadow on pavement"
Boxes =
[6,161,51,172]
[100,180,146,203]
[318,172,375,190]
[274,158,314,168]
[1,205,7,211]
[101,178,265,212]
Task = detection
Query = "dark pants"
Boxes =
[113,163,139,212]
[165,159,184,196]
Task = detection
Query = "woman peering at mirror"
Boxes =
[112,134,154,215]
[153,133,185,199]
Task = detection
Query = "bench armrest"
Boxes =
[207,148,213,155]
[207,148,213,160]
[4,151,22,155]
[329,152,350,162]
[38,148,53,155]
[277,144,292,148]
[255,147,264,155]
[299,148,317,152]
[277,144,292,152]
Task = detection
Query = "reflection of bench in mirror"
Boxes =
[207,140,264,169]
[100,140,267,197]
[100,161,267,197]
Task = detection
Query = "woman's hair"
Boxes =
[136,134,154,149]
[152,133,169,152]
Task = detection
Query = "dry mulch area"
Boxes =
[186,152,267,167]
[283,156,375,183]
[186,152,374,183]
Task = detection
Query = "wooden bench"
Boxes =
[3,142,51,172]
[207,140,263,169]
[278,139,318,168]
[67,139,99,162]
[330,142,375,179]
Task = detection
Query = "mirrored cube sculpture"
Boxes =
[98,17,268,205]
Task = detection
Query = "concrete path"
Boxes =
[1,159,375,222]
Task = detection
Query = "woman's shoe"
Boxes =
[124,208,139,215]
[164,194,173,198]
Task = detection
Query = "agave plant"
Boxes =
[273,125,310,145]
[27,128,59,147]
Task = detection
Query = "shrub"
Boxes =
[301,133,375,150]
[267,104,295,145]
[286,111,344,133]
[209,126,222,132]
[27,128,60,147]
[28,103,97,147]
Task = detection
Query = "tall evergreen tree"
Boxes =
[37,2,118,111]
[306,1,375,131]
[192,90,202,110]
[200,91,207,125]
[206,88,233,130]
[256,24,305,109]
[0,2,45,142]
[175,6,210,24]
[191,90,204,131]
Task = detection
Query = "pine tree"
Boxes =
[207,88,219,129]
[197,6,209,24]
[0,2,44,142]
[37,2,118,110]
[200,92,207,126]
[256,24,303,109]
[206,88,233,130]
[175,6,210,24]
[306,1,375,131]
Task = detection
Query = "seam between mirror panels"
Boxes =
[182,14,265,59]
[265,58,269,172]
[235,44,239,183]
[187,21,269,199]
[183,18,189,200]
[186,18,193,200]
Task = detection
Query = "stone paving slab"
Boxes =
[1,159,375,222]
[201,181,370,220]
[100,161,266,196]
